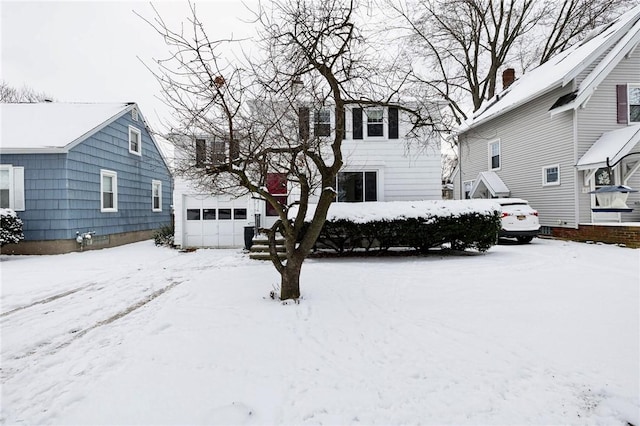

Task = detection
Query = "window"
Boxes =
[100,170,118,212]
[0,165,25,211]
[152,180,162,211]
[542,165,560,186]
[489,140,501,170]
[0,168,11,208]
[218,208,232,220]
[195,137,226,166]
[629,85,640,123]
[336,171,377,202]
[203,209,216,220]
[617,84,640,124]
[129,126,142,155]
[366,108,384,137]
[314,109,331,137]
[187,209,201,220]
[463,180,475,199]
[234,208,247,220]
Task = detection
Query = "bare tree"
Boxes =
[142,0,439,300]
[389,0,630,124]
[0,81,53,103]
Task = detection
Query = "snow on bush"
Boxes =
[1,208,24,247]
[293,200,503,253]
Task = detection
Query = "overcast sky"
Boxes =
[0,1,258,130]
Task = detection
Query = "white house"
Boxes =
[173,104,442,249]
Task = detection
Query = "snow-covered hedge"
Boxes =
[295,200,501,253]
[1,208,24,247]
[153,223,175,247]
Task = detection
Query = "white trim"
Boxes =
[462,179,475,199]
[100,169,118,212]
[542,164,561,186]
[152,180,162,212]
[128,125,142,156]
[132,107,139,122]
[488,139,501,171]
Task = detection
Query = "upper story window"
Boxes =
[542,164,560,186]
[616,84,640,124]
[129,126,142,156]
[350,106,399,140]
[366,108,384,137]
[152,180,162,212]
[336,171,377,202]
[100,170,118,212]
[314,109,331,137]
[629,85,640,123]
[195,138,226,167]
[489,140,501,170]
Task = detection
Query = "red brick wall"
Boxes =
[552,225,640,248]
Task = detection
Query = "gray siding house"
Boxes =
[454,6,640,246]
[0,102,173,254]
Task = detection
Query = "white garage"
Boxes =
[179,194,252,248]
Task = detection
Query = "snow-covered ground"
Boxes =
[1,238,638,425]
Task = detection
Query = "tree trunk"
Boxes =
[280,256,302,300]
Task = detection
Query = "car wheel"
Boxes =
[516,236,533,244]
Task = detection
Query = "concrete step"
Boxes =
[249,251,287,260]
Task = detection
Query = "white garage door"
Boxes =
[183,195,249,248]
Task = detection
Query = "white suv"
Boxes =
[496,198,540,244]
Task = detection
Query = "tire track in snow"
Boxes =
[0,285,87,317]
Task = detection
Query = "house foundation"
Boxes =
[1,230,156,255]
[552,224,640,248]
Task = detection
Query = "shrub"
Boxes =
[153,223,175,247]
[0,208,24,247]
[297,200,501,254]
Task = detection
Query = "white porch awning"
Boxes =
[470,171,510,198]
[576,124,640,170]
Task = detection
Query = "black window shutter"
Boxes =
[195,138,206,167]
[617,84,628,124]
[299,107,310,140]
[352,107,363,139]
[389,107,399,139]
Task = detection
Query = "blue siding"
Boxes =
[1,109,173,242]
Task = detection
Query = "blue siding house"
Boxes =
[0,102,173,254]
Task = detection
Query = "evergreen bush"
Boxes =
[0,209,24,247]
[153,223,175,247]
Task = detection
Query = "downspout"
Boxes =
[458,135,463,199]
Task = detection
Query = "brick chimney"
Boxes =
[502,68,516,90]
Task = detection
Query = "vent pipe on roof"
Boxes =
[502,68,516,90]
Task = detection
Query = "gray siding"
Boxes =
[459,85,577,228]
[576,47,640,223]
[1,111,173,241]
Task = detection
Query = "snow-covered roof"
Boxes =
[470,171,510,198]
[459,5,640,132]
[0,102,133,153]
[576,124,640,170]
